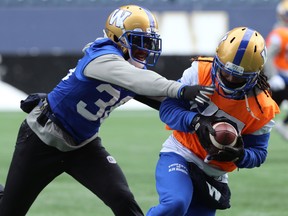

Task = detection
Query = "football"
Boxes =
[209,122,238,150]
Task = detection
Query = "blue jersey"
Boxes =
[48,38,135,144]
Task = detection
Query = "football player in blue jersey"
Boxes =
[0,5,214,216]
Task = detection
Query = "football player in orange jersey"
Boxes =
[265,0,288,140]
[147,27,279,216]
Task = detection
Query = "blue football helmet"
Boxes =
[105,5,162,67]
[212,27,267,99]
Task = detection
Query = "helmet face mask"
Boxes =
[105,5,162,67]
[119,30,162,67]
[212,27,267,99]
[212,56,259,99]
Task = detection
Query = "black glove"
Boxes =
[179,85,214,106]
[20,93,47,113]
[206,136,245,162]
[190,114,230,150]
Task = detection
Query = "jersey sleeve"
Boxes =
[84,54,183,98]
[159,97,197,132]
[159,62,200,132]
[236,133,269,168]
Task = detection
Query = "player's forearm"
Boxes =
[84,54,182,98]
[159,97,196,132]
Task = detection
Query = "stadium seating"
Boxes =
[0,0,280,8]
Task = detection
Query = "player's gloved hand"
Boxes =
[190,114,231,150]
[20,93,47,113]
[206,136,245,162]
[179,85,215,106]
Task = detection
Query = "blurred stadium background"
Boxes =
[0,1,288,216]
[0,0,280,110]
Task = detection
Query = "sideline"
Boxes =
[0,81,27,111]
[0,81,151,111]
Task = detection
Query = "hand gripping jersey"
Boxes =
[48,38,135,144]
[171,58,280,172]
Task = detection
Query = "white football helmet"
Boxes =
[105,5,162,67]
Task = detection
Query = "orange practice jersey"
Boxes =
[170,59,280,172]
[266,27,288,71]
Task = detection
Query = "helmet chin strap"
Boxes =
[222,86,234,94]
[244,94,260,120]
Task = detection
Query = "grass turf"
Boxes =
[0,110,287,216]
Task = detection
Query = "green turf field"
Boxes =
[0,110,287,216]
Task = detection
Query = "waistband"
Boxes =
[37,99,68,135]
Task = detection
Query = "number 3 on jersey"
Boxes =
[77,84,132,121]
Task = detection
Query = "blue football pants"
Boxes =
[147,152,216,216]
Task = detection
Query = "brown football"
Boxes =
[209,122,238,149]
